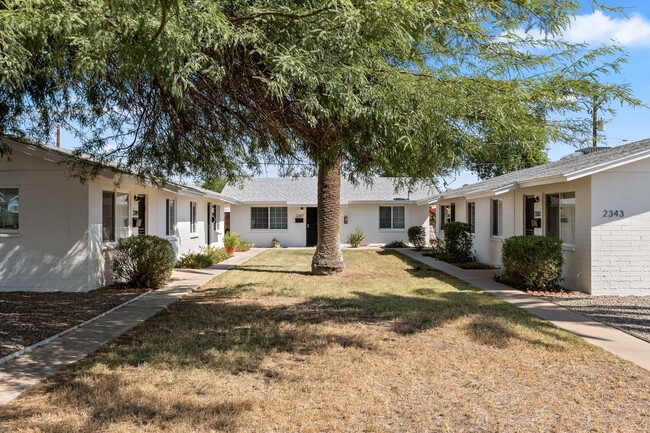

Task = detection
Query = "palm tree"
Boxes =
[311,156,344,275]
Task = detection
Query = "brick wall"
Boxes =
[591,159,650,295]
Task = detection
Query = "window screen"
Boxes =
[392,206,405,229]
[0,188,19,230]
[379,206,392,229]
[166,199,176,236]
[492,199,503,237]
[467,202,476,233]
[190,201,197,233]
[102,191,115,242]
[270,207,288,230]
[251,207,269,229]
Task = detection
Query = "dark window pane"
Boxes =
[392,206,405,229]
[546,194,560,239]
[102,191,115,242]
[467,202,475,233]
[379,206,392,229]
[251,207,269,229]
[166,199,176,236]
[270,207,287,230]
[0,188,19,230]
[492,200,502,236]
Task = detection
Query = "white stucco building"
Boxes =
[430,140,650,295]
[0,136,233,292]
[222,178,434,248]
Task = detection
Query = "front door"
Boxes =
[306,207,318,247]
[525,195,535,236]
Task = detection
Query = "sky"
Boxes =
[449,0,650,188]
[57,1,650,188]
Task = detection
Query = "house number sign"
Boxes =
[602,210,624,217]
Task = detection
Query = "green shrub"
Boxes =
[423,251,456,262]
[224,232,239,248]
[176,252,214,269]
[443,221,474,263]
[201,245,231,263]
[407,226,426,250]
[384,240,408,248]
[235,240,254,252]
[112,235,175,289]
[347,227,365,247]
[500,236,564,291]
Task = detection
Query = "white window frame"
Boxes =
[102,190,130,243]
[190,201,197,234]
[467,201,476,234]
[491,199,503,238]
[269,206,288,230]
[166,199,177,236]
[250,206,288,230]
[439,203,455,231]
[0,187,19,233]
[379,205,406,230]
[545,191,576,245]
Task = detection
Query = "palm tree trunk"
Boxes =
[311,154,344,275]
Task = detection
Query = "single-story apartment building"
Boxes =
[0,136,234,292]
[222,177,435,247]
[429,139,650,296]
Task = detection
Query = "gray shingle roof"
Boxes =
[221,177,437,205]
[431,138,650,201]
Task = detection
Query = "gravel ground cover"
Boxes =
[540,295,650,342]
[0,287,150,358]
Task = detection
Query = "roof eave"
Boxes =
[418,196,439,205]
[565,149,650,181]
[347,199,421,205]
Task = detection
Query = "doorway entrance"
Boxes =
[525,195,536,236]
[306,207,318,247]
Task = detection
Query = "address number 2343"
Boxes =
[603,210,624,218]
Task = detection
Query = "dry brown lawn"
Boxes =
[1,249,649,432]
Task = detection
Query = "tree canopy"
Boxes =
[0,0,640,184]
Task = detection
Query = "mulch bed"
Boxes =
[0,286,150,358]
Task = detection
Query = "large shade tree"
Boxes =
[0,0,640,274]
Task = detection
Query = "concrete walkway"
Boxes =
[396,248,650,372]
[0,248,265,406]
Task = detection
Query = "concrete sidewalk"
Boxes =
[0,248,265,405]
[396,248,650,372]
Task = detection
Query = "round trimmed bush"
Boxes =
[112,235,175,289]
[408,226,426,250]
[500,236,563,291]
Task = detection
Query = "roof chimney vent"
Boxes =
[560,146,609,160]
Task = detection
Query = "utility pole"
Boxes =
[592,96,601,148]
